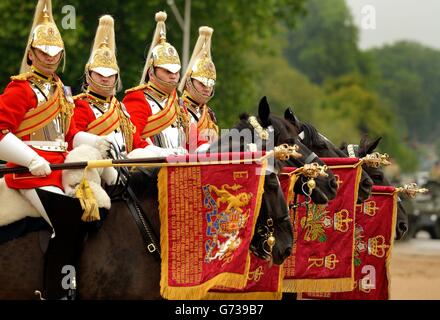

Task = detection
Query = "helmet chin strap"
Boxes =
[185,77,214,105]
[30,48,62,74]
[86,70,116,96]
[148,67,178,94]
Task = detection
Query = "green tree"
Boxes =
[369,41,440,142]
[315,75,418,172]
[247,24,323,122]
[0,0,306,130]
[284,0,372,84]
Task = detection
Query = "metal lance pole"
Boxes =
[0,157,169,175]
[0,145,304,175]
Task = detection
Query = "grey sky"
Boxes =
[346,0,440,50]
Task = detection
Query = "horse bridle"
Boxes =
[290,131,323,210]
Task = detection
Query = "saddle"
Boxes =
[0,216,50,249]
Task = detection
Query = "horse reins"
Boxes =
[124,181,161,261]
[107,144,161,261]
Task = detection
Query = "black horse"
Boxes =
[208,97,339,262]
[209,98,338,205]
[340,137,409,240]
[284,108,373,203]
[0,97,300,299]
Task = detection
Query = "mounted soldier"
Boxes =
[178,26,218,152]
[123,11,208,158]
[73,15,147,157]
[123,11,190,158]
[0,0,111,300]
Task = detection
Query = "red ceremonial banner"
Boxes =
[300,185,397,300]
[283,158,362,293]
[204,253,283,300]
[199,168,300,300]
[158,155,267,300]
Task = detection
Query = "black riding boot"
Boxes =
[36,188,85,300]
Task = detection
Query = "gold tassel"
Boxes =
[176,103,190,144]
[75,168,100,222]
[56,79,75,133]
[115,100,136,153]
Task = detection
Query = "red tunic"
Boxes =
[123,88,207,150]
[73,97,147,149]
[0,79,78,190]
[122,89,152,141]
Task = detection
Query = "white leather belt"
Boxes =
[24,140,68,152]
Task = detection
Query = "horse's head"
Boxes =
[250,172,292,265]
[285,107,373,204]
[209,97,295,265]
[342,137,408,240]
[282,108,345,204]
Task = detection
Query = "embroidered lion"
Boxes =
[208,184,252,215]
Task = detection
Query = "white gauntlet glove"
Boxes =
[0,133,51,176]
[73,132,112,158]
[173,147,189,155]
[28,155,52,176]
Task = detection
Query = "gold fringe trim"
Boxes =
[11,72,33,81]
[158,161,268,300]
[386,192,398,300]
[203,260,283,300]
[203,290,282,300]
[73,93,87,100]
[282,277,354,293]
[124,83,149,94]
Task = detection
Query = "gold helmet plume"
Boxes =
[20,0,65,73]
[179,26,216,92]
[140,11,181,85]
[178,26,216,102]
[85,15,121,93]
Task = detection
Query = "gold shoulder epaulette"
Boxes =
[124,84,149,94]
[73,93,87,101]
[10,72,33,81]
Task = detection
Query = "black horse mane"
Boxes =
[295,120,349,158]
[300,122,327,149]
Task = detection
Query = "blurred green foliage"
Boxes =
[0,0,306,129]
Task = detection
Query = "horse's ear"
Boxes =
[258,96,271,127]
[284,107,299,126]
[364,137,382,154]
